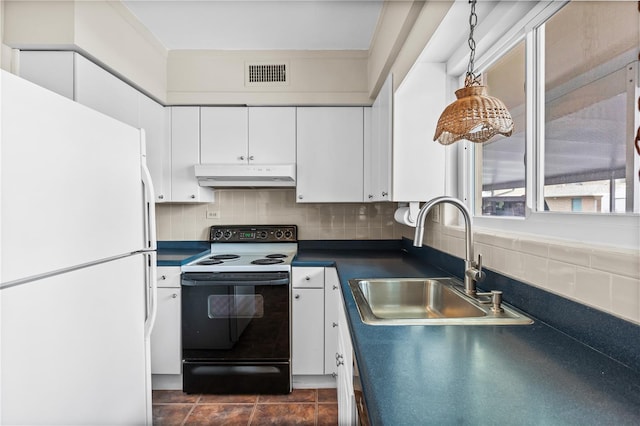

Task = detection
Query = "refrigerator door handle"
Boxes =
[140,130,157,251]
[144,251,158,338]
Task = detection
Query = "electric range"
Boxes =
[180,225,297,394]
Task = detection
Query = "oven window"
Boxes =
[208,294,264,319]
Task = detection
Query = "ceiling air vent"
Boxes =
[245,62,289,87]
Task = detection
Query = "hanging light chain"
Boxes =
[465,0,481,87]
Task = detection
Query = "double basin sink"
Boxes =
[349,277,532,326]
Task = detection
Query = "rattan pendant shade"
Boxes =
[434,85,514,145]
[433,0,514,146]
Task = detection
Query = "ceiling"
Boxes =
[122,0,384,50]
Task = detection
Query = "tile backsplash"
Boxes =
[399,220,640,325]
[156,189,639,325]
[155,188,404,241]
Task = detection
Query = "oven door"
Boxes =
[181,271,290,359]
[181,271,291,394]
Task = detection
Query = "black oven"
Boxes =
[181,271,291,394]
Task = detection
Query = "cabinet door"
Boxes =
[157,267,181,288]
[292,266,324,289]
[140,95,171,203]
[171,107,214,202]
[150,287,181,374]
[365,74,393,203]
[18,51,75,100]
[375,74,393,202]
[296,107,364,203]
[248,107,296,164]
[337,287,356,425]
[363,106,375,202]
[74,54,140,128]
[201,107,249,164]
[291,288,324,375]
[324,268,340,376]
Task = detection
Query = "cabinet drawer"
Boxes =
[292,267,325,288]
[157,267,181,288]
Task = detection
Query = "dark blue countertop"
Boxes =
[294,241,640,425]
[157,241,209,266]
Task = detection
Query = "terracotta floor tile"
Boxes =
[153,390,200,404]
[251,403,316,425]
[183,404,254,426]
[317,388,338,403]
[257,388,316,403]
[317,403,338,426]
[152,404,193,426]
[198,394,258,404]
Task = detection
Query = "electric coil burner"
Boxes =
[180,225,297,394]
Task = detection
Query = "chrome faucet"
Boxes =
[413,196,485,296]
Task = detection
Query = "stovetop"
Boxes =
[181,225,298,273]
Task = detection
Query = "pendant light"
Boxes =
[433,0,514,145]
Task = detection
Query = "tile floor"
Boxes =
[153,388,338,425]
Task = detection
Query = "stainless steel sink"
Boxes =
[349,277,533,325]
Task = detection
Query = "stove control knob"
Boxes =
[223,230,232,239]
[284,230,293,239]
[213,230,223,240]
[258,231,268,239]
[275,230,284,239]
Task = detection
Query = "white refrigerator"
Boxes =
[0,71,157,425]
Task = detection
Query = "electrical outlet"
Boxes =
[431,205,440,223]
[206,210,220,219]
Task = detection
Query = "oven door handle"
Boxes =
[181,278,290,286]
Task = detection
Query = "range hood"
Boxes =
[194,164,296,187]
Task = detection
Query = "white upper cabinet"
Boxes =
[200,107,296,165]
[19,52,139,127]
[74,54,140,128]
[296,107,364,203]
[171,107,214,203]
[365,74,393,202]
[200,107,249,164]
[140,94,171,202]
[18,51,75,100]
[248,107,296,164]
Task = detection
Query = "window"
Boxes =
[466,0,639,248]
[542,1,638,214]
[476,40,526,217]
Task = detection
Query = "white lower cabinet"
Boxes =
[292,267,325,375]
[150,267,182,375]
[336,284,357,425]
[324,268,340,376]
[292,266,343,377]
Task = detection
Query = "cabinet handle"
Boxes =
[158,194,164,200]
[239,155,245,160]
[190,194,195,199]
[368,194,373,199]
[294,294,300,299]
[160,275,166,280]
[382,191,388,197]
[336,353,344,367]
[305,276,310,281]
[249,155,254,161]
[333,285,338,290]
[332,322,338,328]
[331,372,337,378]
[298,195,304,200]
[171,293,177,299]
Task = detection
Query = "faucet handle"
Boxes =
[475,254,486,283]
